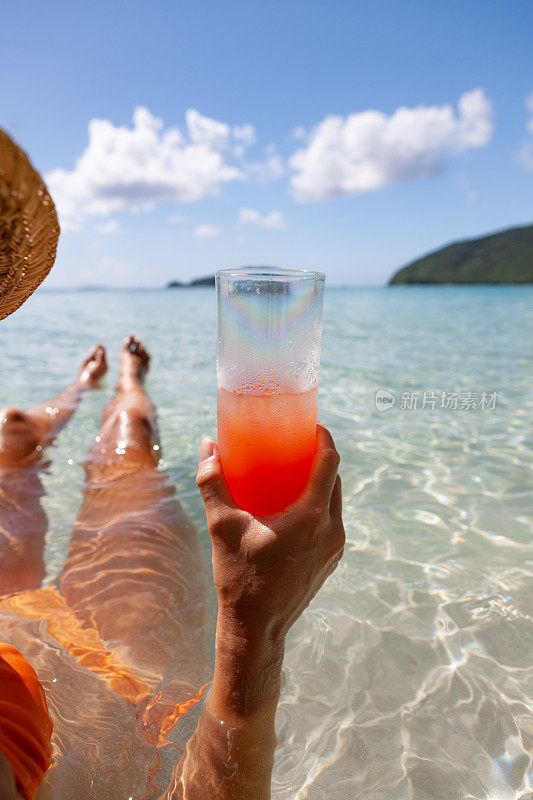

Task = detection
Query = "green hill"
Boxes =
[389,224,533,285]
[167,275,215,288]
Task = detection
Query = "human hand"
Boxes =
[196,424,345,647]
[163,426,344,798]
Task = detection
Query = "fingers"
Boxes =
[196,438,240,534]
[300,424,340,508]
[330,474,342,521]
[329,474,346,555]
[199,437,215,461]
[325,548,344,579]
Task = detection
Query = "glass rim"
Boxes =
[216,266,325,282]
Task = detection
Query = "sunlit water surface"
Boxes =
[1,286,532,799]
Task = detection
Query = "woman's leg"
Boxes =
[0,346,107,595]
[59,337,210,732]
[0,608,159,800]
[1,339,209,797]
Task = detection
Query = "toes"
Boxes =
[95,347,107,373]
[94,344,106,364]
[137,343,150,364]
[85,344,105,363]
[123,334,150,364]
[82,349,94,365]
[79,345,107,385]
[123,334,141,355]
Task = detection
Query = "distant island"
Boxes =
[167,275,215,288]
[166,267,284,288]
[167,272,289,294]
[389,224,533,285]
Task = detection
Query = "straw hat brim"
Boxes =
[0,128,60,321]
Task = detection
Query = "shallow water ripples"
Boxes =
[1,287,532,799]
[271,288,533,799]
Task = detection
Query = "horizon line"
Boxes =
[40,283,386,291]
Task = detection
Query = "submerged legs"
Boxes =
[60,337,210,709]
[0,346,107,595]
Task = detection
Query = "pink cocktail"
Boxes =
[216,268,325,516]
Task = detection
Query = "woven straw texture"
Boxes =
[0,128,59,321]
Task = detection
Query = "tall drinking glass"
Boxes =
[216,267,325,516]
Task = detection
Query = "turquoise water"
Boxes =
[1,286,532,799]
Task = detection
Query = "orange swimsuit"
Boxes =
[0,592,211,796]
[0,643,53,800]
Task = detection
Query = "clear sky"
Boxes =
[2,0,532,286]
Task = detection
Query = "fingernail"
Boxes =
[200,438,215,461]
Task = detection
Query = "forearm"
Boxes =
[181,423,344,800]
[164,612,284,800]
[210,609,285,718]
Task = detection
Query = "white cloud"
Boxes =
[519,92,533,170]
[47,107,248,230]
[248,151,285,183]
[193,223,220,238]
[289,89,493,201]
[96,219,120,234]
[185,108,230,149]
[292,126,306,140]
[239,207,286,230]
[233,123,256,146]
[233,125,257,159]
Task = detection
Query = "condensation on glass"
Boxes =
[215,267,325,516]
[216,267,325,395]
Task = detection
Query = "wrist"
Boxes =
[209,608,285,719]
[216,604,286,651]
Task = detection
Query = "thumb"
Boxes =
[196,439,238,517]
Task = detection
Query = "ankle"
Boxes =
[118,381,144,398]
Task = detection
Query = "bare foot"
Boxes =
[118,335,150,390]
[78,345,108,388]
